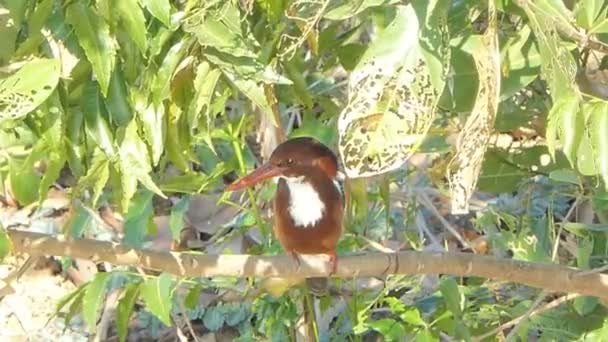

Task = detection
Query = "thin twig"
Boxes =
[473,293,580,341]
[417,192,471,250]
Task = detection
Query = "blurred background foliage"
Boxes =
[3,0,608,341]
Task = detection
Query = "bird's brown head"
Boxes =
[225,137,338,191]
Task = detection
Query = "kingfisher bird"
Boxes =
[226,136,343,277]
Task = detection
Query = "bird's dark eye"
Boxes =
[286,158,294,165]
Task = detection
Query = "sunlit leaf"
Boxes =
[0,224,11,262]
[82,81,116,156]
[116,281,141,342]
[170,195,190,241]
[117,0,148,54]
[83,272,111,331]
[66,2,116,95]
[439,277,462,317]
[140,273,175,326]
[142,0,171,27]
[0,58,60,123]
[119,120,166,198]
[338,1,450,178]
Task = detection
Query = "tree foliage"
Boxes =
[3,0,608,340]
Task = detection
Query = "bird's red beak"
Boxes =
[225,163,286,191]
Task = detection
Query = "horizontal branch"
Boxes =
[7,229,608,300]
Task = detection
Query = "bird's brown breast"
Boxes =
[272,171,343,254]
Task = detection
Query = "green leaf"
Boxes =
[119,120,166,198]
[575,0,603,29]
[117,0,147,54]
[51,283,87,327]
[183,3,258,58]
[203,306,225,331]
[106,66,133,126]
[151,41,187,105]
[500,25,541,100]
[64,202,94,238]
[117,282,141,342]
[559,97,583,167]
[324,0,398,20]
[123,190,155,247]
[0,225,11,262]
[548,169,580,185]
[77,148,111,207]
[184,283,202,310]
[188,62,221,138]
[82,81,116,156]
[83,272,111,331]
[401,308,426,327]
[142,0,171,27]
[563,222,608,233]
[66,2,116,96]
[415,329,438,342]
[368,318,406,342]
[141,273,175,326]
[9,157,41,205]
[574,296,599,316]
[589,101,608,189]
[170,196,190,241]
[0,58,61,123]
[439,277,462,317]
[39,151,65,203]
[136,94,164,166]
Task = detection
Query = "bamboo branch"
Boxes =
[7,229,608,301]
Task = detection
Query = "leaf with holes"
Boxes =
[0,58,60,124]
[448,3,500,214]
[337,1,449,178]
[141,273,175,326]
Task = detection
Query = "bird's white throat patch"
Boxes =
[282,176,325,228]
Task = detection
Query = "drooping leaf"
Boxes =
[439,277,462,317]
[123,190,155,247]
[64,202,94,238]
[117,0,148,54]
[77,148,110,207]
[106,66,133,126]
[170,196,190,241]
[588,101,608,189]
[9,156,41,205]
[116,281,141,342]
[188,61,221,138]
[448,2,500,214]
[368,318,406,342]
[82,272,111,331]
[0,58,60,123]
[119,120,166,198]
[151,40,188,106]
[65,2,116,96]
[140,273,175,326]
[0,224,11,262]
[142,0,171,27]
[82,81,116,156]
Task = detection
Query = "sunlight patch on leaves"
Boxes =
[338,1,449,178]
[0,58,60,124]
[448,2,500,214]
[141,273,175,326]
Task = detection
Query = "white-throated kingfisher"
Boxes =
[226,137,343,277]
